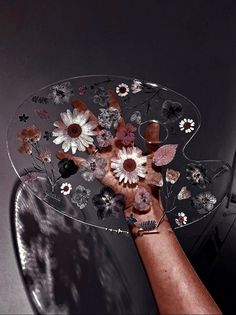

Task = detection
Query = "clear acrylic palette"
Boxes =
[7,75,232,234]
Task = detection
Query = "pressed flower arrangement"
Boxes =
[7,75,232,234]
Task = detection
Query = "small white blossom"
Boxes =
[175,212,187,226]
[116,83,129,97]
[179,118,195,133]
[60,182,72,195]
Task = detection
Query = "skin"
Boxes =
[56,92,222,314]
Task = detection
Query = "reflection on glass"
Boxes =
[13,183,157,314]
[7,75,232,232]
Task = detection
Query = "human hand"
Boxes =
[56,91,166,225]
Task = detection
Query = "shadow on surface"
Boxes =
[10,180,158,314]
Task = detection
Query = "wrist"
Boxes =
[125,197,173,238]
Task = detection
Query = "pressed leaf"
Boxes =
[125,214,137,225]
[139,220,157,231]
[146,170,163,187]
[177,186,191,200]
[153,144,178,166]
[166,168,180,184]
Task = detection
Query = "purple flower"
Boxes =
[161,100,183,123]
[71,185,91,209]
[116,123,137,145]
[92,186,125,220]
[93,87,110,107]
[134,187,152,211]
[96,129,113,148]
[79,155,107,181]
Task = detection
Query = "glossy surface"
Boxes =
[12,182,157,314]
[7,75,232,231]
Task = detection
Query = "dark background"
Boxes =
[0,0,236,313]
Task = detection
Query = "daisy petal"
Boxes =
[52,128,66,137]
[62,139,71,152]
[53,108,97,153]
[53,135,68,145]
[78,110,90,126]
[60,110,72,126]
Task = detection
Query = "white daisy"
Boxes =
[175,212,187,226]
[60,182,72,195]
[111,146,147,184]
[116,83,129,97]
[179,118,195,133]
[52,108,97,154]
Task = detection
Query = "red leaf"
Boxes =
[153,144,178,166]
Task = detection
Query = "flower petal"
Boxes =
[60,110,73,126]
[62,139,71,152]
[53,135,68,145]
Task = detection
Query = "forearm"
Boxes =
[130,207,222,314]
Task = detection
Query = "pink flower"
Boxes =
[34,109,50,119]
[134,187,152,212]
[96,129,113,147]
[23,172,38,183]
[116,123,137,145]
[79,85,87,95]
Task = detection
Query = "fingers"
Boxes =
[56,150,85,167]
[86,144,97,154]
[145,121,160,154]
[72,90,125,154]
[72,99,100,129]
[107,90,125,129]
